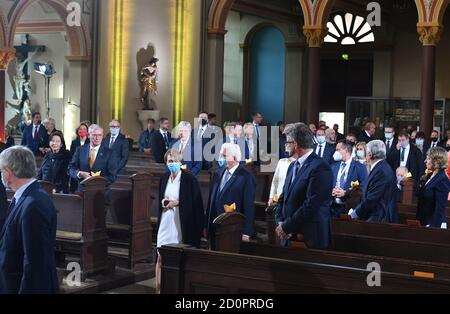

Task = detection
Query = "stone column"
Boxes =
[417,24,442,136]
[204,29,226,120]
[303,27,327,124]
[0,48,16,142]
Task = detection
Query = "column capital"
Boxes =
[303,26,328,48]
[417,23,443,46]
[0,48,16,71]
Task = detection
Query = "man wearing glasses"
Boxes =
[68,124,118,190]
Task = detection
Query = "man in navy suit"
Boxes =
[68,124,117,189]
[313,128,335,164]
[223,123,251,163]
[349,140,398,223]
[192,112,217,171]
[331,141,369,218]
[387,131,425,182]
[170,121,202,177]
[0,146,59,294]
[103,119,129,175]
[275,123,334,249]
[383,126,398,157]
[206,143,255,249]
[21,112,48,156]
[150,118,171,163]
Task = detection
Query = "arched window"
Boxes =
[324,13,375,45]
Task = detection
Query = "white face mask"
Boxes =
[333,151,343,162]
[1,172,9,189]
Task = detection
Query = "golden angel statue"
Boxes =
[139,57,159,109]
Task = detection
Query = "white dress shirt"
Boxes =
[400,144,411,167]
[12,179,37,204]
[269,158,294,199]
[315,143,325,158]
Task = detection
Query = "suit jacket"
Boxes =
[387,144,425,182]
[138,129,155,152]
[416,170,450,227]
[313,143,335,164]
[21,124,48,156]
[151,131,171,163]
[331,159,369,191]
[336,132,345,142]
[67,144,117,188]
[0,181,59,294]
[170,138,202,177]
[0,181,7,231]
[157,171,204,248]
[37,150,71,193]
[275,153,334,249]
[192,126,217,170]
[103,133,129,175]
[70,138,90,156]
[354,160,398,223]
[384,138,398,156]
[207,165,256,247]
[223,136,251,163]
[358,131,373,144]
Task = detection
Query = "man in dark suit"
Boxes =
[387,131,425,182]
[68,124,117,189]
[331,141,369,218]
[170,122,202,177]
[103,119,129,175]
[0,146,59,293]
[358,122,376,143]
[313,128,335,164]
[333,124,345,142]
[349,140,398,223]
[223,123,251,164]
[415,131,428,161]
[383,126,398,156]
[138,118,155,153]
[192,112,217,171]
[206,143,255,249]
[429,130,441,149]
[21,112,48,156]
[150,118,171,163]
[275,123,333,249]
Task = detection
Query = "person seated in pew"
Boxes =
[268,124,295,206]
[138,118,155,154]
[103,120,129,175]
[395,166,411,191]
[416,147,450,228]
[155,149,204,294]
[170,121,202,177]
[275,123,333,249]
[348,140,399,223]
[0,146,59,294]
[151,118,171,164]
[37,131,71,194]
[331,140,369,218]
[206,143,255,249]
[68,124,117,191]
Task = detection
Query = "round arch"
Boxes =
[0,9,7,48]
[7,0,89,56]
[208,0,236,32]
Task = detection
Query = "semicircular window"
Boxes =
[324,13,375,45]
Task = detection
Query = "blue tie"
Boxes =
[220,170,231,192]
[338,163,346,188]
[291,161,300,184]
[401,148,405,162]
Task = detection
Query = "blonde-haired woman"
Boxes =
[417,147,450,228]
[355,142,370,173]
[155,149,204,293]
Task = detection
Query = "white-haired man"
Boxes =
[206,143,256,249]
[68,124,117,189]
[0,146,59,293]
[349,140,399,223]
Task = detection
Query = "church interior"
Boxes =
[1,0,450,297]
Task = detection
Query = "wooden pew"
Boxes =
[159,244,450,294]
[107,173,153,269]
[53,177,109,280]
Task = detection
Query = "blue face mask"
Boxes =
[356,150,365,159]
[415,139,424,146]
[218,157,226,168]
[317,136,326,144]
[110,128,120,136]
[385,132,393,140]
[167,163,181,174]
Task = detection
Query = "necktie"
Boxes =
[233,137,238,145]
[291,161,301,184]
[401,147,405,162]
[255,124,260,138]
[109,136,115,149]
[89,147,96,169]
[179,142,185,154]
[198,128,204,141]
[163,133,169,148]
[338,162,346,188]
[6,197,16,218]
[220,170,231,192]
[386,140,391,151]
[318,145,323,158]
[33,126,38,139]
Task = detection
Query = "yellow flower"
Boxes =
[405,172,412,178]
[425,169,433,175]
[245,159,253,165]
[273,193,279,203]
[351,181,360,188]
[180,165,187,170]
[224,203,236,213]
[90,171,101,177]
